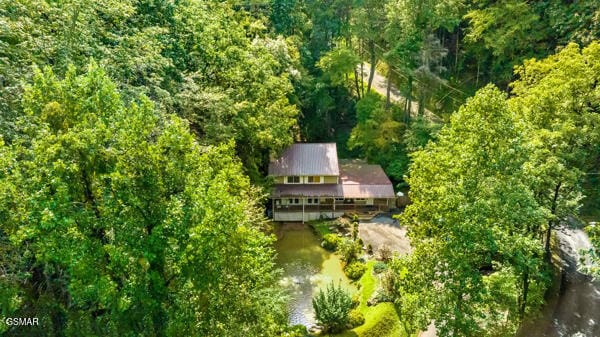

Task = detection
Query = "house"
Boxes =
[268,143,396,222]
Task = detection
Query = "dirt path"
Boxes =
[358,62,440,122]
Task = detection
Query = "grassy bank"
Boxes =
[324,261,405,337]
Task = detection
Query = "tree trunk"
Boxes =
[519,269,529,320]
[354,69,361,99]
[475,61,480,88]
[406,75,413,123]
[367,40,376,93]
[545,182,562,259]
[455,29,460,74]
[349,36,361,99]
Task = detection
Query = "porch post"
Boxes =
[332,197,336,218]
[302,197,305,224]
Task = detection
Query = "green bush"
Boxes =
[373,261,388,274]
[348,309,365,328]
[312,282,353,333]
[338,239,362,263]
[351,292,361,308]
[285,324,309,337]
[344,261,367,280]
[321,234,341,251]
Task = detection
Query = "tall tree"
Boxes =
[400,85,547,336]
[0,64,287,337]
[352,0,388,93]
[509,42,600,259]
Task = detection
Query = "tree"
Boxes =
[400,85,548,336]
[464,0,545,83]
[0,1,300,181]
[0,64,287,337]
[585,224,600,278]
[348,92,407,181]
[351,0,388,93]
[509,42,600,259]
[312,282,353,333]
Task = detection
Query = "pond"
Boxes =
[274,224,355,327]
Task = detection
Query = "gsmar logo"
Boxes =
[4,317,39,326]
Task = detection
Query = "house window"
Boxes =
[286,176,301,184]
[307,198,320,204]
[355,198,366,201]
[307,176,321,183]
[335,198,344,202]
[287,198,301,204]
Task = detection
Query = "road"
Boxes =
[358,62,439,121]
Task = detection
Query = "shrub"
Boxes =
[351,221,359,241]
[380,270,397,297]
[373,261,388,274]
[348,309,365,328]
[321,234,341,251]
[285,324,308,337]
[312,282,353,333]
[344,261,367,280]
[367,243,373,255]
[377,244,392,262]
[338,239,362,263]
[351,293,361,308]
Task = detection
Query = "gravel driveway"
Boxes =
[358,214,412,255]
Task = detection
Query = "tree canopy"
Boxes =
[0,64,287,337]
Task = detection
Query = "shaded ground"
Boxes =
[516,226,600,337]
[359,62,440,122]
[358,214,412,255]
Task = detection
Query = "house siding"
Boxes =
[323,176,338,184]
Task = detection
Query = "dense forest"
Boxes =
[1,0,599,336]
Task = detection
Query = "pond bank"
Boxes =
[274,223,355,327]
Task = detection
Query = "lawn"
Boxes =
[310,220,335,237]
[323,261,406,337]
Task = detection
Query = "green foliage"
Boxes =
[400,85,549,336]
[322,234,342,251]
[312,220,334,236]
[510,42,600,258]
[338,239,362,263]
[585,224,600,278]
[0,0,299,180]
[348,92,408,181]
[351,221,359,241]
[344,261,367,280]
[348,309,366,328]
[0,64,287,337]
[373,262,388,274]
[312,282,353,333]
[317,46,361,86]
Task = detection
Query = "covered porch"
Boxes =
[272,197,394,222]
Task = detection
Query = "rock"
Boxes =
[308,325,322,334]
